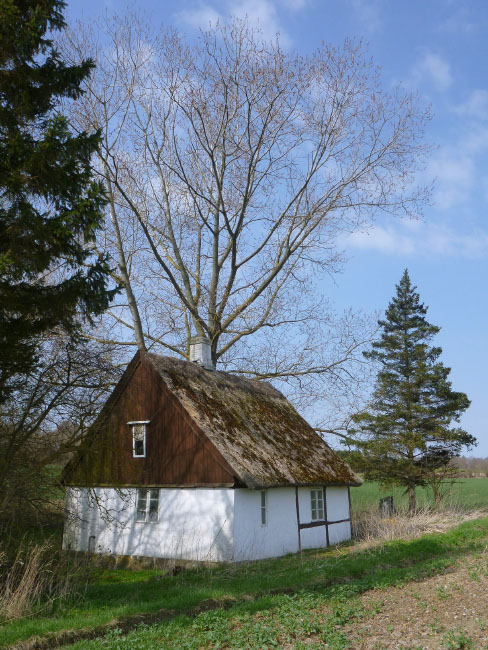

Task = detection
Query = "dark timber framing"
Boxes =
[295,486,302,553]
[295,485,351,548]
[298,518,351,530]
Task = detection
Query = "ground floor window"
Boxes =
[310,488,324,521]
[136,488,159,522]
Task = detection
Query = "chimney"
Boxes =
[189,336,215,371]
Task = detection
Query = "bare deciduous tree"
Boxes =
[0,336,121,529]
[61,14,431,437]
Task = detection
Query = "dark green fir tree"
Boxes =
[350,270,475,512]
[0,0,115,404]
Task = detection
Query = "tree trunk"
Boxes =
[432,482,441,508]
[407,481,416,514]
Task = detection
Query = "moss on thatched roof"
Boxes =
[146,354,361,489]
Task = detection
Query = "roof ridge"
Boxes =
[146,352,285,398]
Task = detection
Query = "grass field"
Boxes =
[350,477,488,513]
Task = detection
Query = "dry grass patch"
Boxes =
[352,505,488,550]
[0,543,90,622]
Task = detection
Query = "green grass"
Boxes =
[350,477,488,513]
[60,517,488,650]
[3,517,488,648]
[69,591,366,650]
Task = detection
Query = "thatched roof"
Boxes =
[146,354,362,489]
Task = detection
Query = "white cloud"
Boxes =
[178,4,222,29]
[438,7,477,35]
[453,89,488,121]
[177,0,297,45]
[427,150,475,210]
[482,175,488,204]
[346,225,415,256]
[420,86,488,211]
[229,0,290,44]
[463,125,488,155]
[282,0,307,9]
[423,116,488,211]
[343,222,488,258]
[348,0,382,33]
[411,52,452,92]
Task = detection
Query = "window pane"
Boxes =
[148,490,159,522]
[317,490,324,520]
[132,424,146,457]
[311,489,324,521]
[261,491,267,525]
[134,439,145,456]
[136,489,147,522]
[137,488,147,504]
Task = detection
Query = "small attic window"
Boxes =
[128,421,150,457]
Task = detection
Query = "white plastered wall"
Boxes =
[297,487,327,550]
[296,486,351,550]
[63,487,234,562]
[63,484,352,562]
[233,485,351,561]
[233,487,299,561]
[326,487,352,544]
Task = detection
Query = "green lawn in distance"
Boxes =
[350,478,488,513]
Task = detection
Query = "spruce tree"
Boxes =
[0,0,114,404]
[350,270,475,512]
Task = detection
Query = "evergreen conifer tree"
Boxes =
[0,0,114,404]
[350,270,475,512]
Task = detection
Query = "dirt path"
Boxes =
[345,549,488,649]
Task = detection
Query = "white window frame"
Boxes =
[135,488,159,523]
[310,488,325,521]
[128,421,150,458]
[260,490,267,526]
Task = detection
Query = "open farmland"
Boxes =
[350,478,488,513]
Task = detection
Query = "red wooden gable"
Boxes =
[63,353,237,487]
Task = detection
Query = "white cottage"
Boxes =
[62,341,361,562]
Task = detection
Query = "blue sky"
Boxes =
[67,0,488,455]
